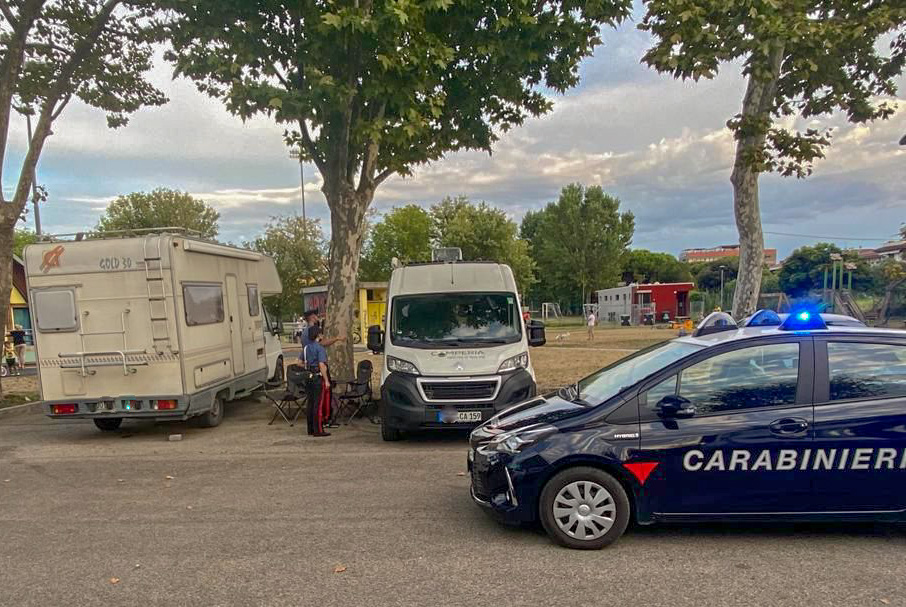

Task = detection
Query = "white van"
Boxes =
[24,231,284,431]
[367,260,546,441]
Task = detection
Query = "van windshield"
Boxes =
[390,292,521,348]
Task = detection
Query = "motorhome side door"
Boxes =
[225,274,245,375]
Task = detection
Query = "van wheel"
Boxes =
[93,418,123,432]
[539,467,630,550]
[381,423,401,441]
[198,396,224,428]
[271,357,285,385]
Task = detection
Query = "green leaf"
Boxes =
[268,97,283,109]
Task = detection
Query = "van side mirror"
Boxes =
[272,320,283,336]
[367,325,384,353]
[656,395,695,418]
[527,320,546,347]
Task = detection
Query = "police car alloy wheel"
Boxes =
[539,467,630,550]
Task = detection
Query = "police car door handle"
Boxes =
[769,418,809,435]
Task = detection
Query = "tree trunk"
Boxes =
[0,213,17,399]
[324,185,372,379]
[730,43,785,319]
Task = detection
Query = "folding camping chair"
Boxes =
[264,364,308,426]
[334,360,376,424]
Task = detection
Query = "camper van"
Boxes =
[24,232,284,431]
[367,258,546,441]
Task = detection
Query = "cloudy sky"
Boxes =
[5,6,906,258]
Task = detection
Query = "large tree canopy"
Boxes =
[621,249,692,285]
[432,196,535,292]
[778,243,873,297]
[526,184,634,306]
[248,216,327,319]
[163,0,632,376]
[96,188,220,238]
[0,0,166,396]
[640,0,905,318]
[359,204,432,281]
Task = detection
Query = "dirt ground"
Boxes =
[0,327,670,400]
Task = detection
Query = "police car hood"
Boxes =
[488,393,586,432]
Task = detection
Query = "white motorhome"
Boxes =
[367,259,546,441]
[24,231,284,431]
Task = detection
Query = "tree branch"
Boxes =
[0,0,44,205]
[373,167,394,187]
[50,92,73,121]
[0,1,18,26]
[9,0,121,216]
[299,118,326,174]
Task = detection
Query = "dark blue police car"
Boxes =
[468,309,906,549]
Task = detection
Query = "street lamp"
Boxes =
[288,148,306,223]
[719,265,727,311]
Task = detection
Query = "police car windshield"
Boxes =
[577,340,703,406]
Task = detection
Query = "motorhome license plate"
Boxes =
[455,411,482,423]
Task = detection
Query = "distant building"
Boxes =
[853,247,883,265]
[596,282,695,325]
[874,240,906,263]
[680,244,777,266]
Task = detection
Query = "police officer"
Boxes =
[303,326,331,437]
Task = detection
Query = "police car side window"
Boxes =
[645,375,678,407]
[678,343,800,415]
[828,342,906,401]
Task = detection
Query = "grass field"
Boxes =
[0,326,671,403]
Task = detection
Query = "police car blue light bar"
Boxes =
[778,308,827,331]
[692,311,738,337]
[744,309,782,327]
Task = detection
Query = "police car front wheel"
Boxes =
[539,467,630,550]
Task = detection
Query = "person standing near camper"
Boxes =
[299,309,344,351]
[586,311,596,341]
[303,326,332,437]
[9,325,26,374]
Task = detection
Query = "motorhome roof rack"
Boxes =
[39,226,204,242]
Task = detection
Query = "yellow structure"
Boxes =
[6,255,34,363]
[302,281,388,341]
[357,282,388,341]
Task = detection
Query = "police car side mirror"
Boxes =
[656,395,695,418]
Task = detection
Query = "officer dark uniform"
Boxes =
[303,326,331,437]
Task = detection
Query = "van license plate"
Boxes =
[455,411,482,423]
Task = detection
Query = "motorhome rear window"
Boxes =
[183,284,224,326]
[33,289,78,332]
[247,284,260,317]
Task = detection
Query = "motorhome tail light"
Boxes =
[51,404,77,415]
[153,399,178,411]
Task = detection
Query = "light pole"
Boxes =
[719,265,727,311]
[288,148,306,224]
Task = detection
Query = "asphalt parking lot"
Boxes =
[2,398,906,607]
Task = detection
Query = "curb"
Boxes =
[0,400,43,418]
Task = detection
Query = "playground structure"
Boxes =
[822,255,868,324]
[541,302,562,322]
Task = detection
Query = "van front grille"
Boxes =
[421,381,497,401]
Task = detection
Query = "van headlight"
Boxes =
[490,424,556,454]
[497,351,529,373]
[387,356,420,375]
